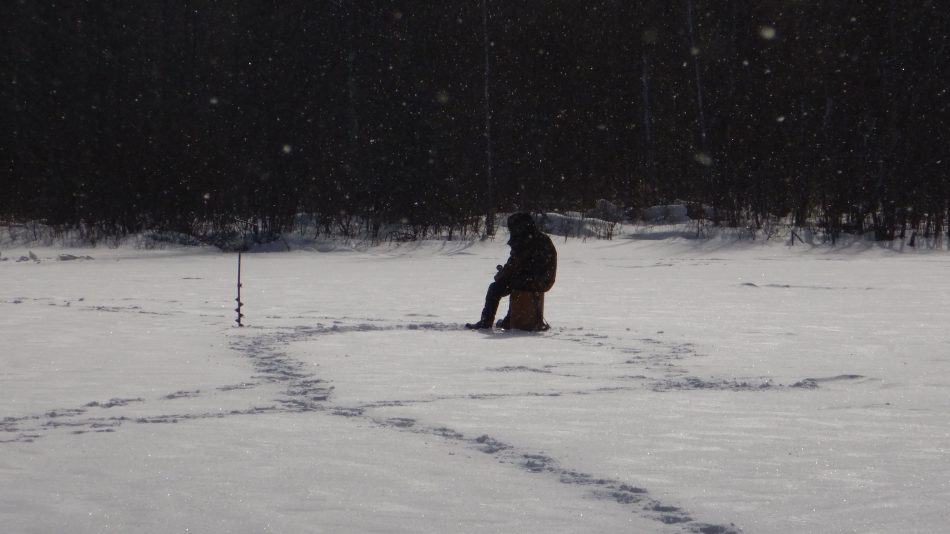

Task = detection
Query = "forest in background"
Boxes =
[2,1,948,244]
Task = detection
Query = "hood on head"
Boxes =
[507,213,537,235]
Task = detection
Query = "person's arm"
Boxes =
[494,248,523,282]
[494,257,515,281]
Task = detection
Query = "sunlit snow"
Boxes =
[2,230,949,533]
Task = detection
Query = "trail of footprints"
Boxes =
[5,316,875,533]
[364,415,738,534]
[0,387,274,443]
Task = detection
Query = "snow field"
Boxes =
[2,235,949,533]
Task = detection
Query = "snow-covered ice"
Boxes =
[2,233,949,533]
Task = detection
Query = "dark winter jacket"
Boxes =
[495,213,557,292]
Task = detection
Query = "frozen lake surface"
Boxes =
[2,232,949,533]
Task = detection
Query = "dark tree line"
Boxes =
[2,1,948,242]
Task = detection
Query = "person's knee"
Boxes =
[488,281,509,297]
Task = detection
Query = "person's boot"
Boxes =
[468,296,500,329]
[465,317,493,329]
[495,314,511,330]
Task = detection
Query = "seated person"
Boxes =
[466,213,557,329]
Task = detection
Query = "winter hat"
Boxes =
[507,212,536,234]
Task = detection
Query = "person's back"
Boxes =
[502,214,556,292]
